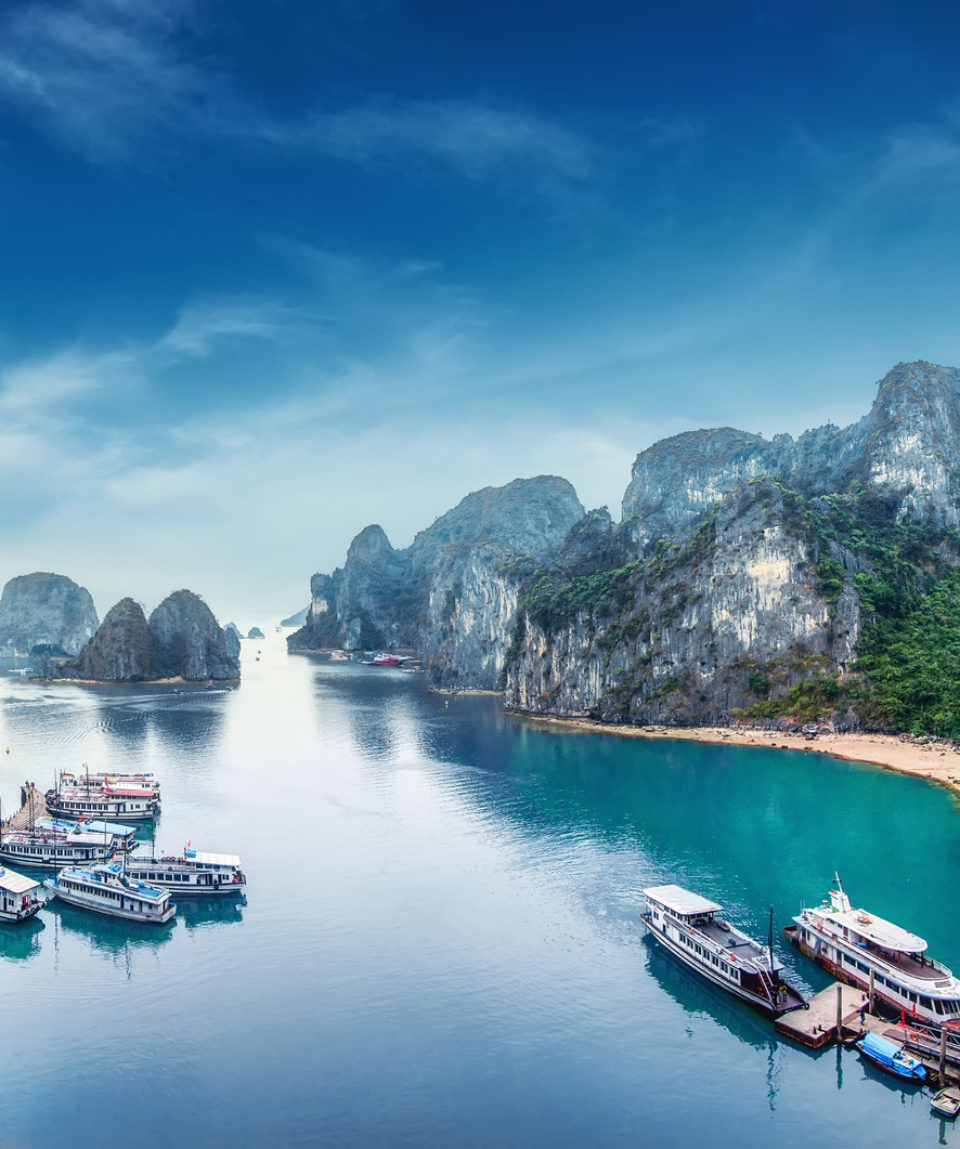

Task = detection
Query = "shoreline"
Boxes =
[508,712,960,800]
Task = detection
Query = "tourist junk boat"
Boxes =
[36,817,139,853]
[124,848,246,897]
[45,779,160,822]
[59,770,160,797]
[642,885,806,1017]
[43,862,176,924]
[0,865,42,922]
[784,873,960,1027]
[855,1031,927,1082]
[0,826,116,868]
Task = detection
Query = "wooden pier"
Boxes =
[775,982,869,1049]
[1,783,46,834]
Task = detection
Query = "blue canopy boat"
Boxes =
[855,1031,926,1081]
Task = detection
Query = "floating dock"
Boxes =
[1,783,46,834]
[775,982,869,1049]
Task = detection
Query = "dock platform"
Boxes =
[1,783,46,834]
[775,983,869,1049]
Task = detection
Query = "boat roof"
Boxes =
[861,1032,904,1059]
[0,867,39,894]
[643,884,723,916]
[186,850,242,867]
[818,905,927,953]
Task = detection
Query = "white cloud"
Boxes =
[0,0,594,187]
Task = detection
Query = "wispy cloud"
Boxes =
[0,0,593,185]
[258,99,593,180]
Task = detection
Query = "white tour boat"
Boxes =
[45,782,160,822]
[784,873,960,1027]
[642,884,806,1017]
[43,863,176,924]
[124,852,245,897]
[59,769,161,796]
[0,827,116,868]
[0,865,42,922]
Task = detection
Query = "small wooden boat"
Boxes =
[930,1088,960,1119]
[855,1031,926,1081]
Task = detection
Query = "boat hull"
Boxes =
[44,885,175,923]
[0,901,41,923]
[643,916,803,1018]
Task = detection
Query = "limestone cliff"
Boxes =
[288,476,585,687]
[53,590,239,682]
[0,572,98,657]
[289,361,960,729]
[149,591,239,681]
[56,598,154,681]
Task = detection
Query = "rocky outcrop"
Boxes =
[149,591,239,680]
[0,573,98,657]
[224,624,242,660]
[53,590,239,682]
[620,361,960,552]
[505,480,860,724]
[288,476,585,687]
[56,598,154,681]
[247,627,265,640]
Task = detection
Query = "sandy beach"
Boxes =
[511,713,960,801]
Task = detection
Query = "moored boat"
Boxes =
[43,863,176,924]
[784,874,960,1027]
[642,884,806,1017]
[0,826,116,868]
[930,1088,960,1119]
[0,865,42,922]
[855,1031,926,1081]
[59,769,160,796]
[124,853,245,896]
[45,782,159,822]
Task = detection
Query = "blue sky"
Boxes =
[2,0,960,625]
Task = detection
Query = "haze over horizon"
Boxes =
[2,0,958,624]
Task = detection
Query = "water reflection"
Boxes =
[45,898,175,958]
[0,915,44,962]
[643,933,775,1053]
[177,895,246,930]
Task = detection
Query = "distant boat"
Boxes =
[642,885,806,1017]
[785,873,960,1027]
[855,1031,926,1081]
[43,862,176,924]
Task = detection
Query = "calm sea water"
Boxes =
[0,632,958,1147]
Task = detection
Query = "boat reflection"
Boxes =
[43,897,176,954]
[643,932,776,1053]
[177,894,246,930]
[0,915,44,963]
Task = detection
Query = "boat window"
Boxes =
[920,996,933,1010]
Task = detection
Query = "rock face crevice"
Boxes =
[54,590,239,682]
[0,573,98,657]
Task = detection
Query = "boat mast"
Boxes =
[768,904,774,973]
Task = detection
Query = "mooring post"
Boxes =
[836,983,843,1040]
[940,1026,948,1079]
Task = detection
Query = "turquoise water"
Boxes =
[0,633,958,1147]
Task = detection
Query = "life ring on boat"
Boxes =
[857,913,872,924]
[907,1030,920,1042]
